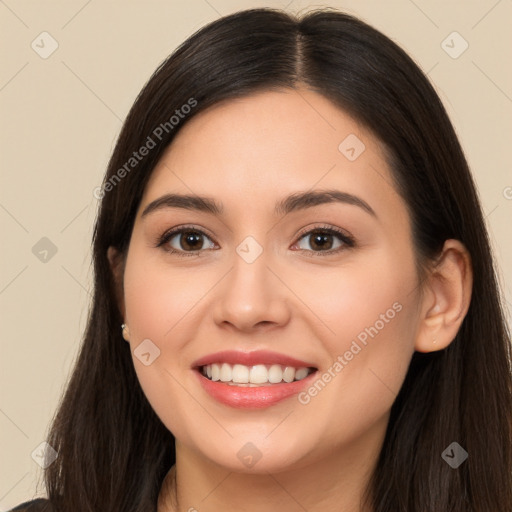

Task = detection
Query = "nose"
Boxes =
[212,245,291,334]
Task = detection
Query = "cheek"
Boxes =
[297,246,418,390]
[297,250,419,435]
[297,247,418,354]
[121,246,214,438]
[123,246,206,344]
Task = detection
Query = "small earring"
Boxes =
[121,323,130,342]
[433,337,437,345]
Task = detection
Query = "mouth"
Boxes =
[192,351,319,409]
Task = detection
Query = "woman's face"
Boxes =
[120,88,424,473]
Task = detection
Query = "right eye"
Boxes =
[156,226,217,257]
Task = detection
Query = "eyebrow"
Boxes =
[140,189,376,219]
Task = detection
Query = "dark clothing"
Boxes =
[8,498,53,511]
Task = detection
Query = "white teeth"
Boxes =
[268,364,283,383]
[250,364,268,384]
[232,364,249,383]
[200,363,313,385]
[220,363,232,382]
[295,368,309,380]
[283,366,295,383]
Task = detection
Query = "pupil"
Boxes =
[182,231,201,250]
[312,233,332,250]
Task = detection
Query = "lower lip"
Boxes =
[195,369,317,409]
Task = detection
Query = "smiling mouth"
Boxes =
[198,363,317,386]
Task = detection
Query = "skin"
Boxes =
[108,87,472,512]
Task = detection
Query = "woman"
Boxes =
[11,7,512,512]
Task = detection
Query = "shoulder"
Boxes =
[8,498,54,511]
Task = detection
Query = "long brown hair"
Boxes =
[41,8,512,511]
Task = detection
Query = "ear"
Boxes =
[107,246,126,320]
[415,239,473,353]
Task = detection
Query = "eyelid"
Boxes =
[294,223,353,244]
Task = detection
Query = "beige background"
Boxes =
[1,0,511,508]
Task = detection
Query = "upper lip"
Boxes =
[192,350,317,369]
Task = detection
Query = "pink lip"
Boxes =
[194,369,318,409]
[192,350,316,369]
[191,350,318,409]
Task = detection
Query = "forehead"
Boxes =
[138,88,405,224]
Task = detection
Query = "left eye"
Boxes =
[293,229,349,252]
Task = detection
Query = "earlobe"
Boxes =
[414,239,473,353]
[121,323,130,342]
[107,246,126,319]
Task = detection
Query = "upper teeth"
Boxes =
[201,363,313,385]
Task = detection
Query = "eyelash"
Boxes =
[154,224,355,258]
